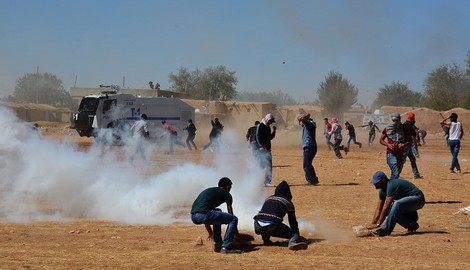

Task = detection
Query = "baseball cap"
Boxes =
[370,171,386,184]
[408,112,415,120]
[391,113,401,121]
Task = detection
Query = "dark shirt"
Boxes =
[379,178,425,201]
[246,125,257,143]
[402,120,417,140]
[209,121,223,138]
[347,124,356,136]
[256,123,275,151]
[254,181,299,234]
[190,187,232,214]
[186,123,196,135]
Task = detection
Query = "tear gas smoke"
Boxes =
[0,106,317,233]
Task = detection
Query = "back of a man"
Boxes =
[190,177,240,254]
[253,180,308,250]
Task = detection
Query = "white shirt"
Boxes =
[449,122,461,141]
[131,119,148,139]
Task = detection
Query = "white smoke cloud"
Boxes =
[0,106,270,230]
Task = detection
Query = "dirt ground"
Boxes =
[1,122,470,270]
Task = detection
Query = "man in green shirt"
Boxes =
[367,171,425,236]
[190,177,241,254]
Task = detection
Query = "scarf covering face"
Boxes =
[386,121,404,142]
[261,113,275,125]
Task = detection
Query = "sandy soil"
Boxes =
[1,122,470,270]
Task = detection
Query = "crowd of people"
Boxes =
[125,110,463,253]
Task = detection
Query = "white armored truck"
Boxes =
[70,91,194,141]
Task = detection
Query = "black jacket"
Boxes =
[256,123,275,151]
[253,181,299,234]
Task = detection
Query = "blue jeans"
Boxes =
[449,140,461,171]
[381,195,425,234]
[325,134,333,150]
[403,145,420,177]
[303,146,318,183]
[386,152,404,179]
[346,134,361,149]
[333,139,343,158]
[259,150,273,184]
[191,209,238,248]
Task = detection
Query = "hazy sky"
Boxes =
[1,0,469,106]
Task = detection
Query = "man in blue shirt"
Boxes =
[298,113,319,185]
[367,171,425,236]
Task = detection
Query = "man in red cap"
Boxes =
[402,112,423,179]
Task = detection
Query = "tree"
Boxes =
[235,90,297,106]
[317,71,358,118]
[168,67,201,98]
[372,82,422,109]
[8,72,74,108]
[169,66,237,100]
[422,63,470,110]
[466,50,470,76]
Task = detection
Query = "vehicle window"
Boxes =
[103,99,116,113]
[79,98,98,112]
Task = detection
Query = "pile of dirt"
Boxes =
[383,106,470,134]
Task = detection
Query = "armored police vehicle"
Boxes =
[70,91,194,141]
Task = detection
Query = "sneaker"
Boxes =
[221,247,242,254]
[450,170,455,173]
[344,147,349,155]
[456,170,461,173]
[407,223,420,232]
[308,179,319,186]
[263,239,274,246]
[288,242,308,251]
[372,228,389,237]
[264,183,274,187]
[414,175,423,179]
[359,143,362,148]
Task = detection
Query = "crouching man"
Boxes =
[367,171,425,236]
[253,180,308,250]
[190,177,241,254]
